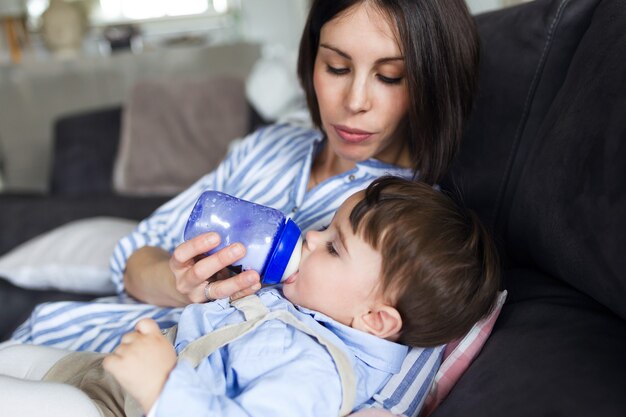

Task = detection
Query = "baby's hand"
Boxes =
[103,318,176,413]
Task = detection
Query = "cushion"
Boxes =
[0,217,137,294]
[51,107,122,195]
[113,75,249,196]
[419,291,507,416]
[362,292,506,417]
[431,269,626,417]
[445,0,626,319]
[502,0,626,320]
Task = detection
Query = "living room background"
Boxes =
[0,0,529,192]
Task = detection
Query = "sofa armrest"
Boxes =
[0,279,100,342]
[0,193,169,256]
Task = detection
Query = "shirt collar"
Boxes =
[298,306,408,374]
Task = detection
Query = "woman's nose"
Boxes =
[346,77,371,113]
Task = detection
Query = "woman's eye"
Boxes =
[325,242,339,256]
[378,74,403,85]
[326,65,349,76]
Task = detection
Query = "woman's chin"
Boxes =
[332,142,375,164]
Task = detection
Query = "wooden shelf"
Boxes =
[0,16,28,64]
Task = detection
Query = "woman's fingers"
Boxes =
[210,270,261,300]
[171,232,220,268]
[169,235,260,302]
[193,243,245,279]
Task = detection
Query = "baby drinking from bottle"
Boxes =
[0,176,500,417]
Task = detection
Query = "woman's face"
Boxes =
[313,3,410,166]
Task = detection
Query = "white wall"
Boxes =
[466,0,502,14]
[0,42,261,191]
[239,0,309,51]
[466,0,532,14]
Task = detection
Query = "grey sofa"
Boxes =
[1,0,625,415]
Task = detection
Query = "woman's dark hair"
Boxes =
[297,0,480,185]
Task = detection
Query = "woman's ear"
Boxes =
[356,304,403,341]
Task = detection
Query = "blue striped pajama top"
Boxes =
[12,123,442,417]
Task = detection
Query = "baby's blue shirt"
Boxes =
[155,287,408,417]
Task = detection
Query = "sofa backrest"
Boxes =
[443,0,626,320]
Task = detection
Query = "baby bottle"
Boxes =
[184,191,302,285]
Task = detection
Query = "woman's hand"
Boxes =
[103,319,176,413]
[169,232,262,303]
[124,233,261,307]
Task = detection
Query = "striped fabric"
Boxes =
[365,346,445,416]
[108,123,412,293]
[13,123,441,416]
[419,290,508,417]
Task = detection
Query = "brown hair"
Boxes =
[297,0,480,185]
[350,176,500,347]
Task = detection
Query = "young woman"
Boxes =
[12,1,479,416]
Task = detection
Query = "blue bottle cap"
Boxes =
[263,218,302,284]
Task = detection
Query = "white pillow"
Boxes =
[0,217,137,294]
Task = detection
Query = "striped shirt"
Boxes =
[13,123,438,417]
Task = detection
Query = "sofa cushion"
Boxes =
[51,107,122,195]
[113,75,249,196]
[443,0,601,230]
[444,0,625,319]
[0,217,137,294]
[501,0,626,319]
[431,269,626,417]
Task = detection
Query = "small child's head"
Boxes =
[282,176,500,347]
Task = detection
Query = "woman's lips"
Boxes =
[333,125,373,144]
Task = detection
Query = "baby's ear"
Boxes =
[358,304,402,341]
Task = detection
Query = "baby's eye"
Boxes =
[326,241,339,257]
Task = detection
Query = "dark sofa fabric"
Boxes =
[0,95,267,341]
[0,0,624,415]
[0,279,97,342]
[50,102,267,196]
[50,107,123,195]
[0,194,168,256]
[437,0,626,415]
[0,194,168,341]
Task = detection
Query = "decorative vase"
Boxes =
[41,0,87,58]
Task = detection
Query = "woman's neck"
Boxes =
[308,143,355,191]
[307,139,412,191]
[375,139,412,169]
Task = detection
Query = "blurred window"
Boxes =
[25,0,235,28]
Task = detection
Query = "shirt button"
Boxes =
[292,207,298,213]
[348,174,356,181]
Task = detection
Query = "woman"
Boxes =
[13,1,479,415]
[120,0,479,307]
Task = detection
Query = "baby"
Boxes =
[0,176,500,417]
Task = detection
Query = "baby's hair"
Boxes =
[350,176,500,347]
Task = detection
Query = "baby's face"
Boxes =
[282,191,384,326]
